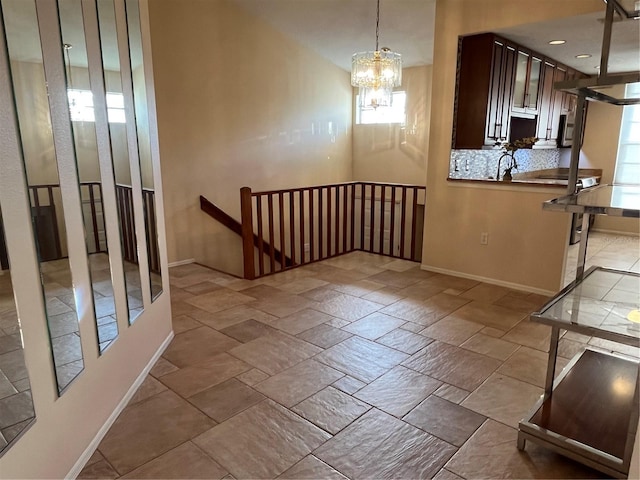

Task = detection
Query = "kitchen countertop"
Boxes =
[447,168,603,188]
[447,177,571,187]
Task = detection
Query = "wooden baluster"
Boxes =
[256,195,265,276]
[369,184,375,252]
[278,191,285,271]
[359,183,365,250]
[327,186,332,257]
[350,183,356,251]
[88,184,100,253]
[240,186,255,279]
[48,186,63,259]
[400,186,407,259]
[97,183,106,253]
[335,186,340,255]
[410,187,419,261]
[148,192,159,272]
[268,194,276,272]
[379,185,386,255]
[342,184,348,254]
[389,186,396,258]
[309,188,315,262]
[318,187,323,259]
[289,191,296,266]
[299,189,305,264]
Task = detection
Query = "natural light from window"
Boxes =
[356,91,406,125]
[67,89,126,124]
[614,82,640,186]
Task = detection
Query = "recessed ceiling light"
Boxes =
[575,54,592,59]
[548,40,566,45]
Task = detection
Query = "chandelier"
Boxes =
[351,0,402,109]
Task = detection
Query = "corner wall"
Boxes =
[423,0,604,294]
[353,65,432,185]
[148,0,353,276]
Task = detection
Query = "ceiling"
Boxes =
[230,0,639,75]
[229,0,436,71]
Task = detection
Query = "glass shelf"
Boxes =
[532,266,640,348]
[543,184,640,217]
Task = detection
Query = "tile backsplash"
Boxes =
[449,148,561,179]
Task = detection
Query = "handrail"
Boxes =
[200,195,293,272]
[250,181,426,197]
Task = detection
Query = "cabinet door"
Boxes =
[513,49,542,115]
[526,56,542,112]
[484,41,515,144]
[549,66,567,143]
[563,68,578,113]
[536,61,556,145]
[513,50,529,110]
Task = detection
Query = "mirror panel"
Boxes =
[0,219,35,453]
[125,0,162,301]
[97,0,143,323]
[59,0,119,353]
[1,0,85,392]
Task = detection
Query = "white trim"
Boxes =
[168,258,196,268]
[66,331,174,479]
[420,264,556,296]
[591,228,640,237]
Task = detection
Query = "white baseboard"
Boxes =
[168,258,195,268]
[420,264,556,297]
[591,228,640,237]
[67,331,175,479]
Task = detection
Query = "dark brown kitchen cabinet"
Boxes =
[512,49,543,116]
[536,61,561,146]
[453,32,591,150]
[452,33,516,149]
[537,64,589,147]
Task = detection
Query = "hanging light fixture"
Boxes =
[351,0,402,109]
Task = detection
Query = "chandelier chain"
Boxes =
[375,0,380,51]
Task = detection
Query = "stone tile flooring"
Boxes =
[77,243,640,479]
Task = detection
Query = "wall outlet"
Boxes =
[304,243,310,252]
[480,232,489,245]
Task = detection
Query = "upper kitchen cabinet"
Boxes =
[512,48,543,116]
[452,33,516,149]
[452,32,590,150]
[536,61,563,147]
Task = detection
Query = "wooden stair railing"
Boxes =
[240,182,425,280]
[199,195,294,273]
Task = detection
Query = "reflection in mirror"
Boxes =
[0,221,35,453]
[97,0,143,323]
[125,0,162,301]
[59,0,118,353]
[1,0,85,392]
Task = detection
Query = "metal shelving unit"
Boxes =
[516,1,640,477]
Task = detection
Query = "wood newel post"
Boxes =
[240,186,255,280]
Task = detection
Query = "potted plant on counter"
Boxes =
[495,136,538,182]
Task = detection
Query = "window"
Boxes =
[356,91,406,125]
[614,82,640,185]
[67,89,126,123]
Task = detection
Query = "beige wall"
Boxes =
[353,65,432,185]
[149,0,353,275]
[422,0,605,294]
[580,94,640,235]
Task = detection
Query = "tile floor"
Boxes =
[77,234,639,480]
